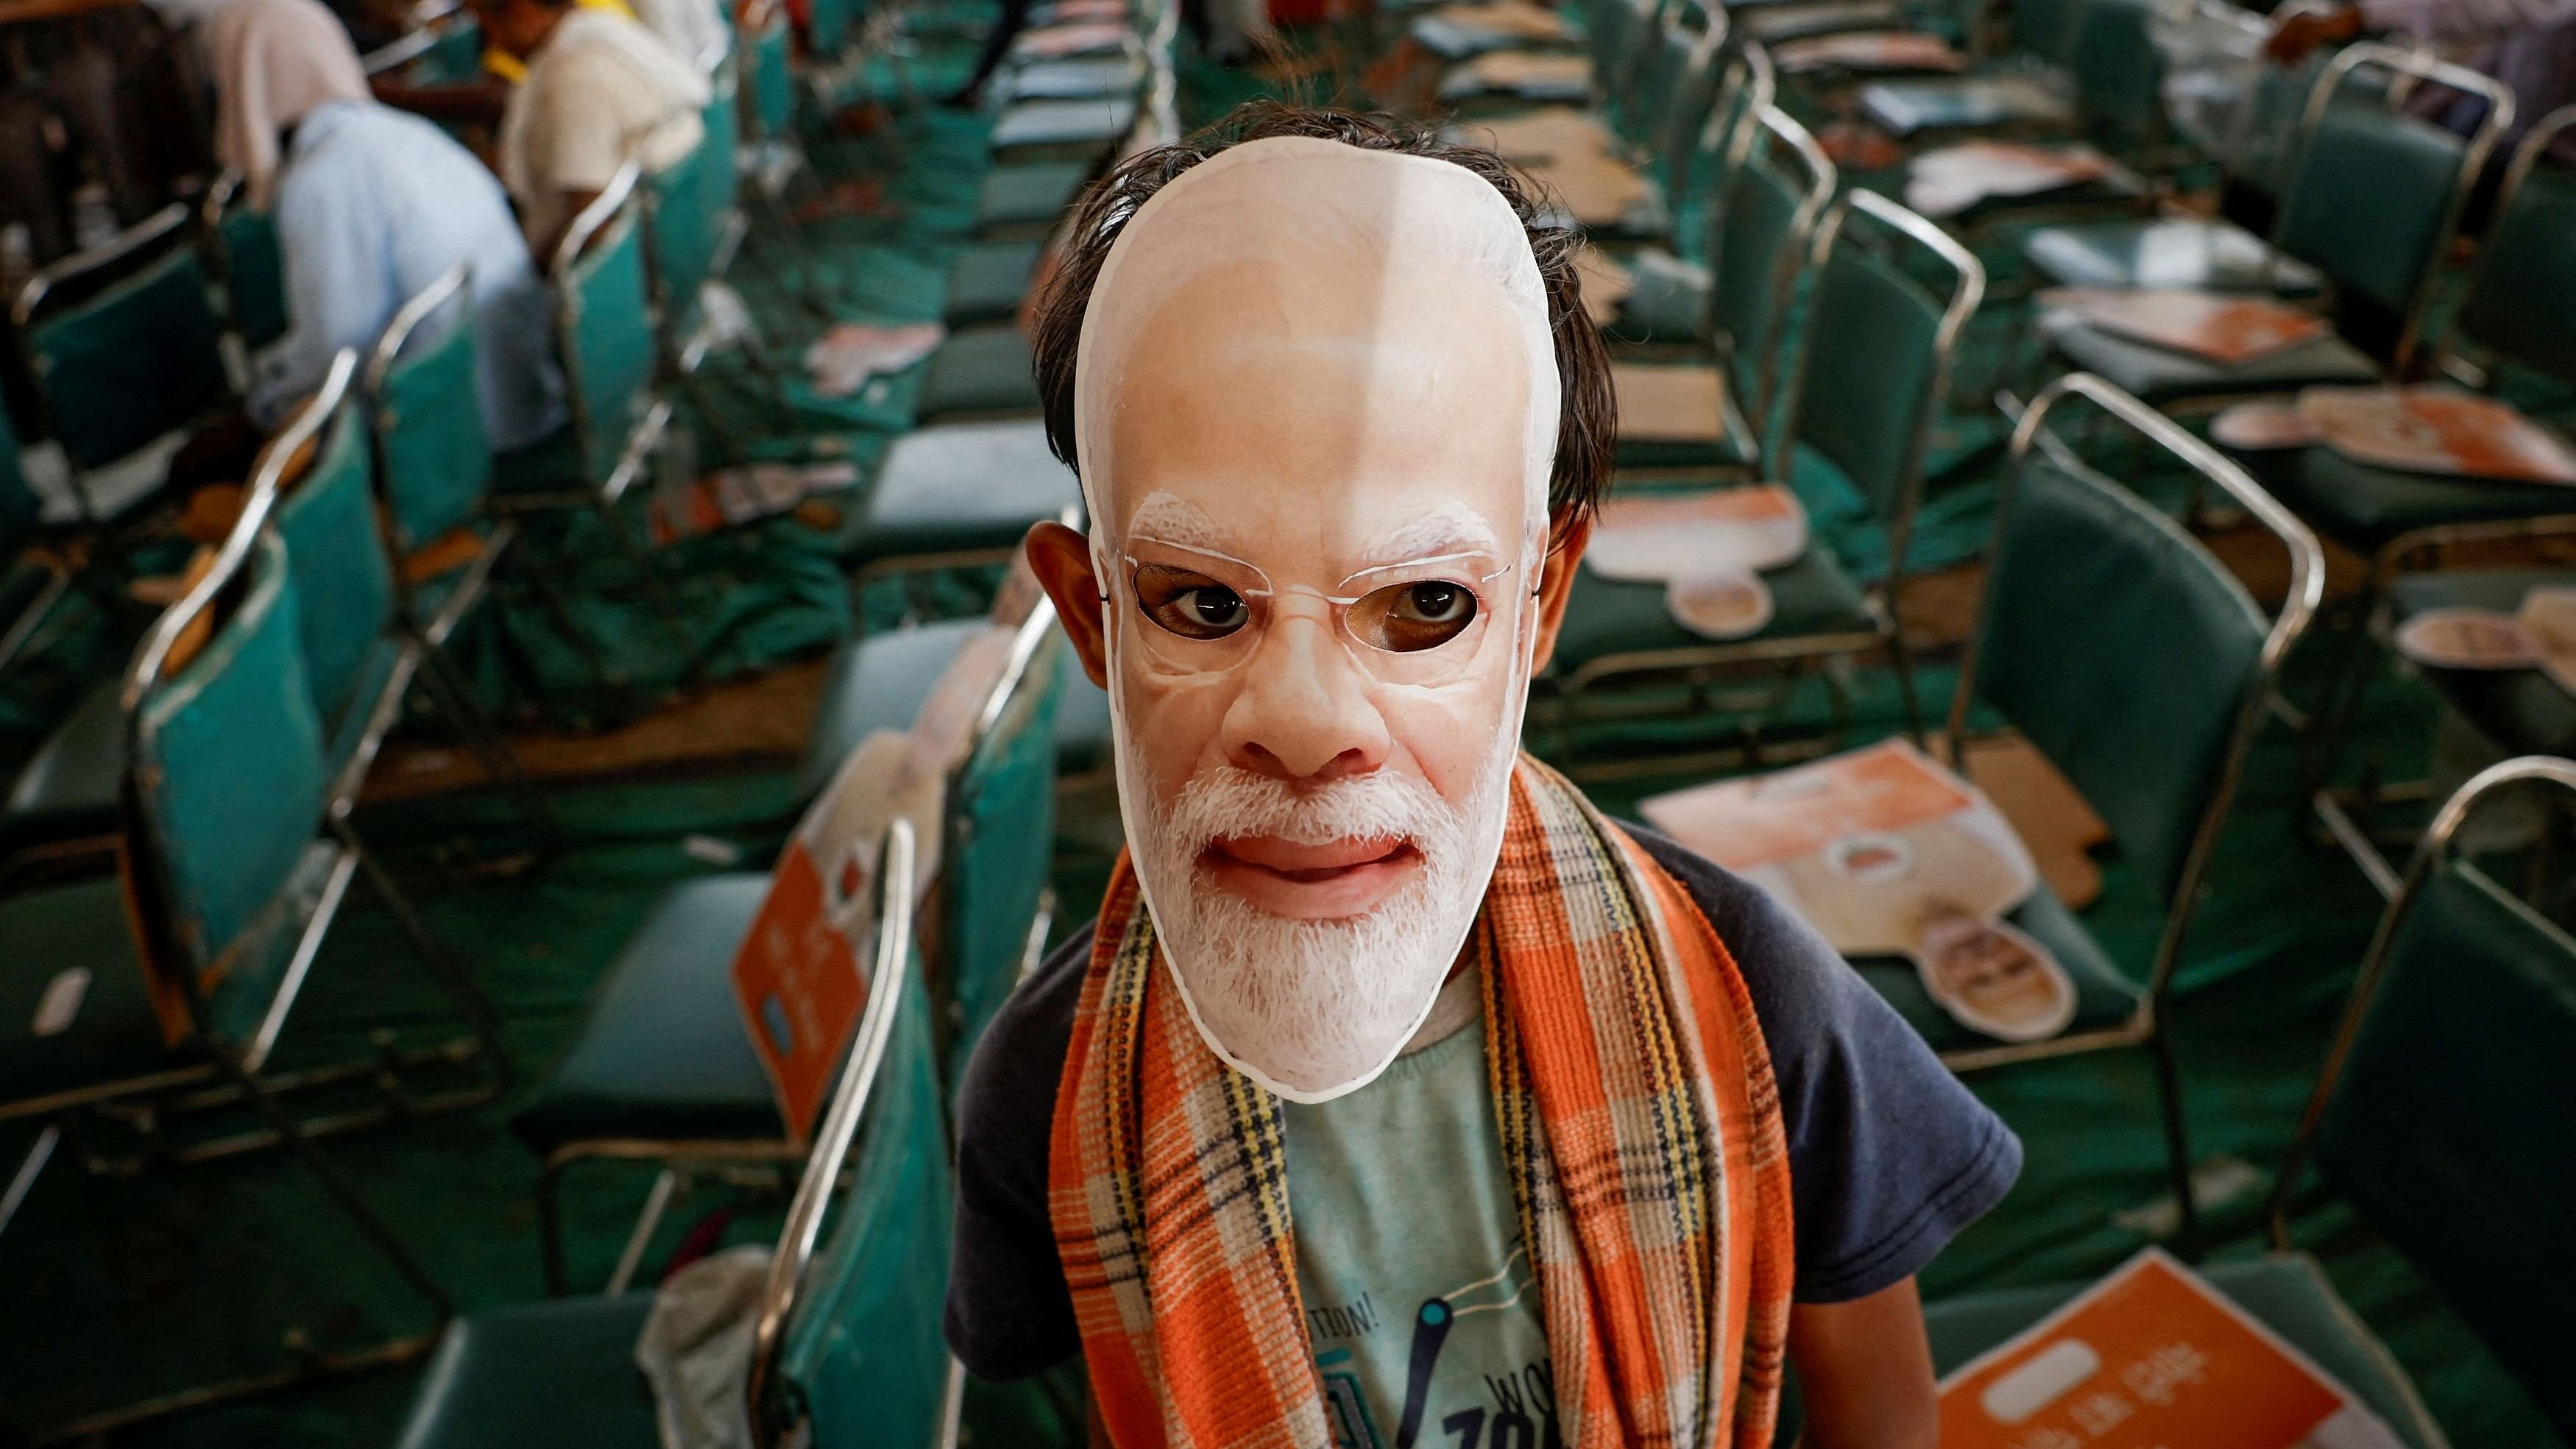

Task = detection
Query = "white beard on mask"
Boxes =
[1122,731,1514,1100]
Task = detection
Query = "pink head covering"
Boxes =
[209,0,371,208]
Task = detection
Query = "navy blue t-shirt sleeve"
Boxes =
[1624,824,2023,1303]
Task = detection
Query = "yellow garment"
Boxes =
[481,0,635,82]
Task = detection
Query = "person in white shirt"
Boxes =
[468,0,707,257]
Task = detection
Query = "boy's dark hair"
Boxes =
[1027,99,1617,526]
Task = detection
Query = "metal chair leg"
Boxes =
[538,1157,573,1296]
[338,826,517,1093]
[2149,1020,2202,1261]
[410,636,566,857]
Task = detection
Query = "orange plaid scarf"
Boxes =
[1049,756,1796,1449]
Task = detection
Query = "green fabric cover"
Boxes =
[2276,104,2469,319]
[1709,146,1810,409]
[2240,442,2576,558]
[275,404,395,726]
[778,943,953,1447]
[1549,543,1878,679]
[372,301,493,552]
[696,81,741,249]
[561,213,659,489]
[2008,0,2085,60]
[1612,252,1710,346]
[944,628,1061,1065]
[391,1292,660,1449]
[1004,54,1146,101]
[1973,458,2268,903]
[2020,217,2324,294]
[218,202,291,351]
[837,416,1080,566]
[28,244,227,472]
[0,400,26,547]
[1851,878,2142,1056]
[417,15,484,83]
[750,10,795,140]
[943,239,1045,327]
[2042,312,2379,404]
[988,97,1133,153]
[509,873,779,1154]
[2388,570,2576,757]
[2458,163,2576,383]
[809,0,854,62]
[2062,0,2162,148]
[1923,1254,2446,1449]
[797,619,985,801]
[914,325,1042,419]
[135,536,330,979]
[646,138,722,338]
[976,162,1093,232]
[1791,240,1943,524]
[1,677,121,857]
[2315,862,2576,1434]
[0,876,174,1106]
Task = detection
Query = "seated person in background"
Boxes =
[467,0,705,258]
[949,102,2019,1449]
[211,0,563,451]
[0,0,216,265]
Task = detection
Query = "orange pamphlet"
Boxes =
[1588,483,1808,581]
[2298,386,2576,486]
[1940,1250,2405,1449]
[1643,737,1978,873]
[1448,49,1590,94]
[2043,288,2329,365]
[1424,0,1566,42]
[1774,30,1965,74]
[1013,20,1129,56]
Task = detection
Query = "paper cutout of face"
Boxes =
[1074,137,1560,1103]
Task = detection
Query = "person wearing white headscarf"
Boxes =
[213,0,564,447]
[470,0,708,255]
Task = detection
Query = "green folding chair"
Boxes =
[390,819,958,1449]
[642,73,745,375]
[1878,372,2322,1249]
[1593,42,1780,344]
[0,402,69,685]
[988,96,1139,166]
[512,604,1063,1292]
[1609,104,1834,472]
[199,169,291,352]
[2039,44,2514,404]
[834,423,1083,609]
[912,325,1044,422]
[974,159,1099,238]
[1544,188,1983,768]
[943,238,1048,328]
[10,204,230,528]
[1845,0,2092,137]
[1928,757,2576,1445]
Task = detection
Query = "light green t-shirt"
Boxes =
[1281,976,1557,1449]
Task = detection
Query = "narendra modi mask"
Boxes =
[1068,135,1560,1103]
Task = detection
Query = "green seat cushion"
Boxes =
[1551,545,1878,681]
[835,417,1081,568]
[489,423,588,498]
[2043,311,2379,404]
[392,1292,659,1449]
[1,679,123,860]
[1925,1254,2444,1449]
[943,240,1047,328]
[1001,53,1145,102]
[1055,645,1110,776]
[0,878,182,1105]
[2244,443,2576,560]
[2388,568,2576,757]
[510,874,779,1155]
[797,617,985,801]
[2022,218,2324,294]
[1609,249,1712,347]
[975,162,1092,232]
[914,326,1042,420]
[988,97,1134,155]
[1849,878,2141,1057]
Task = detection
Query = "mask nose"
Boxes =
[1219,610,1390,782]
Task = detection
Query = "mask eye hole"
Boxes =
[1133,563,1251,640]
[1348,580,1480,653]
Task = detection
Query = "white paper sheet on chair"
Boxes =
[1906,142,2110,219]
[2297,386,2576,486]
[1587,485,1808,581]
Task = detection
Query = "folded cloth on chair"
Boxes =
[634,1244,770,1449]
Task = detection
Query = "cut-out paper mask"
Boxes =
[1073,136,1560,1103]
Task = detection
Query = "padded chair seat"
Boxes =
[914,325,1042,420]
[2246,444,2576,560]
[835,418,1080,569]
[976,161,1092,232]
[943,240,1046,327]
[1551,545,1878,679]
[2023,217,2325,294]
[1850,878,2141,1057]
[392,1292,660,1449]
[510,874,780,1155]
[1612,364,1761,471]
[1,679,122,860]
[2043,310,2379,404]
[1925,1253,2444,1449]
[797,618,987,801]
[2388,569,2576,757]
[0,877,182,1106]
[1858,71,2074,136]
[988,97,1135,154]
[1001,53,1145,101]
[1610,250,1712,347]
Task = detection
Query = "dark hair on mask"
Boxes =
[1026,99,1617,528]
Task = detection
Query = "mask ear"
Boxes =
[1529,510,1593,677]
[1026,520,1111,688]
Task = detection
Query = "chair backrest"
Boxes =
[698,65,743,236]
[0,402,30,557]
[1672,32,1772,224]
[746,0,796,144]
[2451,107,2576,386]
[941,605,1066,1071]
[2274,43,2515,369]
[2003,0,2086,62]
[1708,105,1833,470]
[202,171,291,352]
[1593,0,1670,132]
[1955,376,2321,929]
[643,146,719,342]
[266,353,397,727]
[367,264,493,553]
[1779,190,1983,555]
[750,821,955,1449]
[2062,0,2164,150]
[1634,0,1723,172]
[551,165,659,489]
[2275,758,2576,1436]
[807,0,855,63]
[13,205,230,475]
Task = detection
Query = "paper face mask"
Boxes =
[1074,136,1560,1103]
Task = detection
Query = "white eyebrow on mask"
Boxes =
[1124,492,1233,550]
[1363,503,1504,566]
